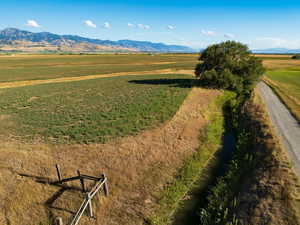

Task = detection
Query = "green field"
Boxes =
[264,58,300,120]
[0,74,192,143]
[0,54,197,82]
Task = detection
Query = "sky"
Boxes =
[0,0,300,49]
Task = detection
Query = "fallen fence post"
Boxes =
[103,173,109,197]
[56,164,62,181]
[77,170,86,193]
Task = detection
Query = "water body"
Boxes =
[172,133,236,225]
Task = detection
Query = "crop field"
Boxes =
[0,54,198,82]
[263,56,300,120]
[0,54,223,225]
[0,73,193,143]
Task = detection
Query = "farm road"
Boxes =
[257,82,300,176]
[0,69,194,89]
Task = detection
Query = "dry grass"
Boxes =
[254,54,292,58]
[0,87,219,225]
[263,77,300,121]
[236,90,300,225]
[0,69,194,89]
[263,59,300,70]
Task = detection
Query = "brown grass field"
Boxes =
[0,86,219,225]
[0,53,299,225]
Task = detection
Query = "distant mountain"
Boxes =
[0,28,195,53]
[252,48,300,54]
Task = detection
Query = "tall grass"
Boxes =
[149,91,235,225]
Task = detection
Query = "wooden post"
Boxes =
[56,217,63,225]
[56,164,62,181]
[103,173,109,196]
[77,170,86,193]
[87,193,93,218]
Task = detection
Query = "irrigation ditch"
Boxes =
[150,88,300,225]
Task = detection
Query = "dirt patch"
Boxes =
[0,87,219,225]
[0,69,194,89]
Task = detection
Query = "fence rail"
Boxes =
[54,164,109,225]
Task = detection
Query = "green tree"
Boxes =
[291,54,300,59]
[195,41,265,97]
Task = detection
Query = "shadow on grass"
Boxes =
[128,78,219,91]
[18,173,84,224]
[128,78,195,88]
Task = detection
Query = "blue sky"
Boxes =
[0,0,299,49]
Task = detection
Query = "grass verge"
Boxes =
[198,92,300,225]
[263,75,300,121]
[148,91,235,225]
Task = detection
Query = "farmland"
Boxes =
[0,53,211,225]
[0,54,197,82]
[0,74,192,143]
[263,56,300,120]
[0,53,299,225]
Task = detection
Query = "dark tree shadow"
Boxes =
[128,78,194,88]
[129,78,222,90]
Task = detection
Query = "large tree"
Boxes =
[195,41,265,96]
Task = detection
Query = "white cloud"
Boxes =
[167,25,175,30]
[84,20,97,28]
[224,33,235,39]
[103,22,111,29]
[128,23,135,28]
[138,24,150,29]
[26,20,40,28]
[201,30,216,36]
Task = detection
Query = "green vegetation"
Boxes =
[191,42,265,225]
[149,91,235,225]
[265,65,300,120]
[195,41,265,98]
[199,108,255,225]
[292,54,300,60]
[0,54,197,82]
[0,74,192,143]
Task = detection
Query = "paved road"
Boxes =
[257,82,300,176]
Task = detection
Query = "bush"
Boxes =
[195,41,265,97]
[292,54,300,59]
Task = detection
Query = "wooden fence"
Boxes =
[54,164,108,225]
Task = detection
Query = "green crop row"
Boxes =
[0,74,192,143]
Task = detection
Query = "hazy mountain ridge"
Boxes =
[252,48,300,54]
[0,28,195,52]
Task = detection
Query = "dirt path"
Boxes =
[0,69,194,89]
[257,82,300,176]
[0,87,219,225]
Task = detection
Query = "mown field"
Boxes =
[0,54,197,82]
[263,56,300,120]
[0,74,192,143]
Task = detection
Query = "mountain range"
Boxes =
[0,28,195,53]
